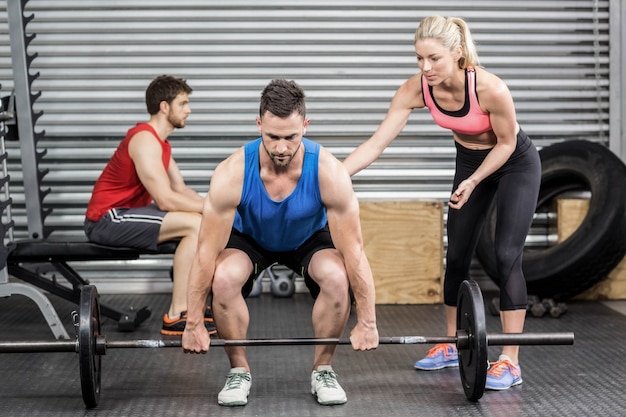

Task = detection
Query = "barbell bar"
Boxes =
[0,332,574,353]
[0,280,574,408]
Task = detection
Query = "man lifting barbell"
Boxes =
[181,79,379,406]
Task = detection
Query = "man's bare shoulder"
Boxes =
[129,128,161,144]
[210,146,246,204]
[318,145,347,177]
[317,145,355,208]
[127,129,163,155]
[215,146,245,176]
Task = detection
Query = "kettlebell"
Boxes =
[268,264,296,297]
[248,269,265,297]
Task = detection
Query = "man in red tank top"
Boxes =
[84,75,215,336]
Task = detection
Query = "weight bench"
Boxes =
[5,238,179,334]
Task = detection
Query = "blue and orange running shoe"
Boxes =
[485,355,523,390]
[161,306,217,336]
[414,343,459,370]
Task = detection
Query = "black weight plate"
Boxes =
[456,280,488,401]
[79,285,102,408]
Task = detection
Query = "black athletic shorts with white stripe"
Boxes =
[83,205,165,251]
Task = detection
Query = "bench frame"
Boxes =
[4,240,179,334]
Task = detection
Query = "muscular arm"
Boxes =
[343,74,424,176]
[167,157,206,200]
[128,131,204,213]
[319,148,378,348]
[182,150,244,352]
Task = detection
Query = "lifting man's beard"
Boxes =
[263,141,301,168]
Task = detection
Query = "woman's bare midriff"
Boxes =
[453,130,497,150]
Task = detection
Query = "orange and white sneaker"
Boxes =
[414,343,459,370]
[485,355,523,390]
[160,306,217,336]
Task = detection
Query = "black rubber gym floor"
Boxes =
[0,289,624,417]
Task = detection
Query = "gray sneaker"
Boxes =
[311,365,347,405]
[218,367,252,406]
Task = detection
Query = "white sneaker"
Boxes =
[217,367,252,406]
[311,365,347,405]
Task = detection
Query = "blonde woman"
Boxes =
[343,15,541,391]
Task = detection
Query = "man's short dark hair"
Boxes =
[259,79,306,119]
[145,75,192,115]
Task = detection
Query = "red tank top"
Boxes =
[421,68,492,135]
[85,123,171,221]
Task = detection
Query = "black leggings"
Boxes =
[444,129,541,311]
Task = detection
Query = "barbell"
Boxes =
[0,280,574,409]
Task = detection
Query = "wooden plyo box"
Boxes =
[359,201,444,304]
[557,198,626,300]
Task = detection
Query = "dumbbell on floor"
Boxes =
[549,302,568,318]
[489,295,567,319]
[528,297,568,318]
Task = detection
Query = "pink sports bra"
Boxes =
[421,68,492,136]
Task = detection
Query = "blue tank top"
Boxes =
[233,137,328,252]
